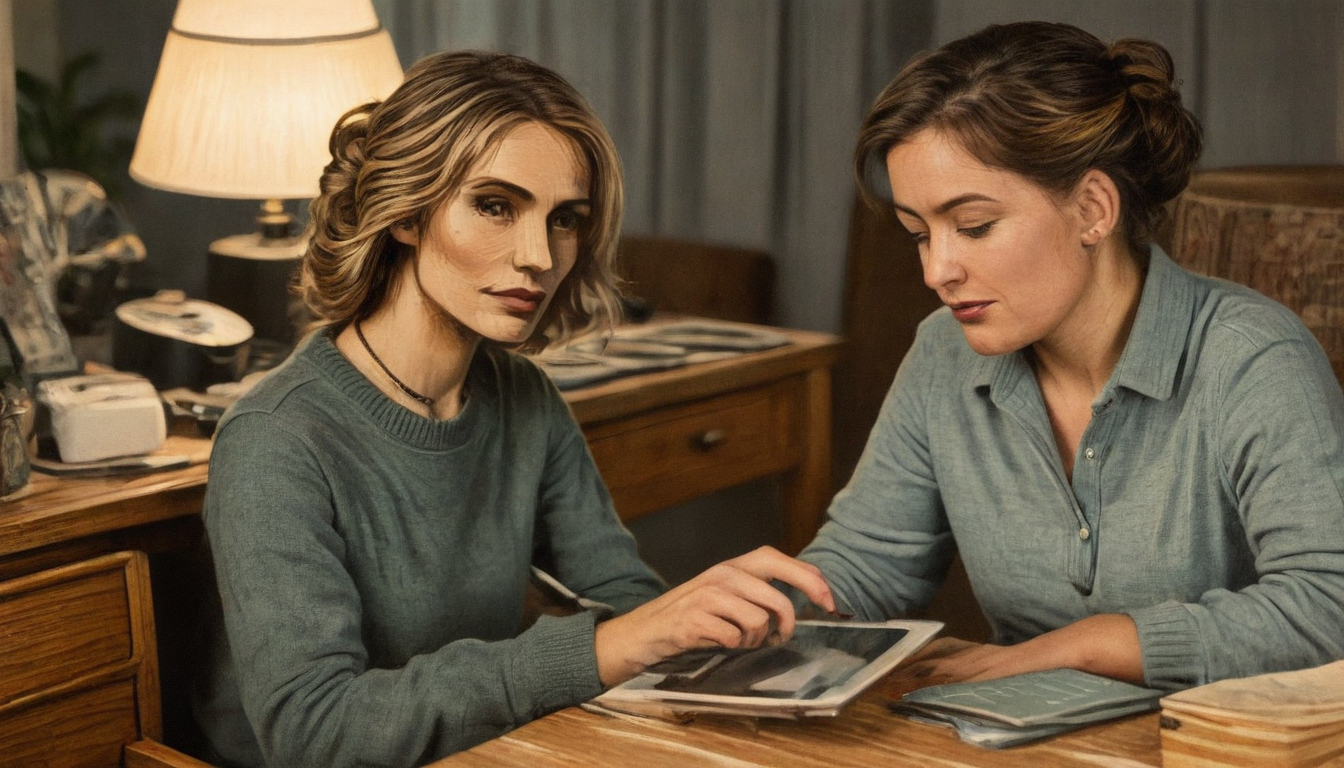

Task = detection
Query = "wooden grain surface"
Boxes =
[587,378,802,521]
[0,679,141,768]
[0,435,211,562]
[437,668,1161,768]
[0,565,131,705]
[0,551,162,767]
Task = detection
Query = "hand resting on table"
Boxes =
[890,614,1145,687]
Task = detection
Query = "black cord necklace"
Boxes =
[355,321,436,407]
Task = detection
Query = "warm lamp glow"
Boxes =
[129,0,403,345]
[129,0,403,200]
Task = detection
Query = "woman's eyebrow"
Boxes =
[894,193,999,218]
[464,178,591,208]
[464,178,534,202]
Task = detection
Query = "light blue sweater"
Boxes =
[802,246,1344,691]
[194,330,663,768]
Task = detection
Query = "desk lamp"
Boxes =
[129,0,402,345]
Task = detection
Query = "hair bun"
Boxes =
[1107,38,1178,104]
[1105,38,1203,210]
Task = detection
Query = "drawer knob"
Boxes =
[690,429,727,451]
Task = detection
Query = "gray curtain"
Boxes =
[34,0,1343,331]
[934,0,1344,169]
[372,0,1344,335]
[374,0,930,333]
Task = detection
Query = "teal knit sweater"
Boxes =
[193,330,663,768]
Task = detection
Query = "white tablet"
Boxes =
[594,619,943,719]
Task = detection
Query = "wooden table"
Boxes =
[436,669,1161,768]
[0,434,212,580]
[0,323,841,577]
[565,324,841,554]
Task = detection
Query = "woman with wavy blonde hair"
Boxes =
[196,50,833,768]
[299,50,625,350]
[799,21,1344,691]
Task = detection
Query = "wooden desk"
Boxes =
[0,324,841,576]
[436,672,1161,768]
[565,325,841,554]
[0,435,211,580]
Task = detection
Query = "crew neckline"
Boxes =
[302,328,493,451]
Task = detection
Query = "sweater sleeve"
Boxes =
[205,412,608,768]
[1127,332,1344,690]
[798,322,956,618]
[532,372,665,615]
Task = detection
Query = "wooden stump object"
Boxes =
[1171,166,1344,382]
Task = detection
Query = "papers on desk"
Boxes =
[890,668,1163,749]
[533,320,791,390]
[1159,660,1344,768]
[594,619,942,720]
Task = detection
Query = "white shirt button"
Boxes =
[1084,447,1096,460]
[1079,527,1091,540]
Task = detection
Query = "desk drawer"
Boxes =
[3,679,139,767]
[0,552,159,762]
[585,378,803,520]
[0,563,133,706]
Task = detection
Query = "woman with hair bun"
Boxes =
[800,21,1344,691]
[195,50,833,768]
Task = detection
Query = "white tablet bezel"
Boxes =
[595,619,943,718]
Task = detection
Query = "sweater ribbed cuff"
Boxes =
[1128,601,1206,691]
[518,611,603,715]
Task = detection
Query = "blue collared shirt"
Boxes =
[802,246,1344,690]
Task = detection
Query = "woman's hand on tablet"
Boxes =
[594,546,836,687]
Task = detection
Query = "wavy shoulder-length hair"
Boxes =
[300,50,624,349]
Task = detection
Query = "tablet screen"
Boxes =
[595,619,942,718]
[643,624,910,700]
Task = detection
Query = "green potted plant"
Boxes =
[15,51,140,197]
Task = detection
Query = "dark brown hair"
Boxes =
[855,21,1202,255]
[301,50,624,349]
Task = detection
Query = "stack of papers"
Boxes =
[1160,661,1344,767]
[891,668,1163,748]
[534,320,791,389]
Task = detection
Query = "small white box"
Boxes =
[36,373,166,463]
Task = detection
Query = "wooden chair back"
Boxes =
[835,196,990,644]
[1170,166,1344,382]
[617,236,775,324]
[834,197,941,479]
[0,550,211,767]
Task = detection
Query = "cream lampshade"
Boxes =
[130,0,403,343]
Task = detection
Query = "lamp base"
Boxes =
[207,232,307,345]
